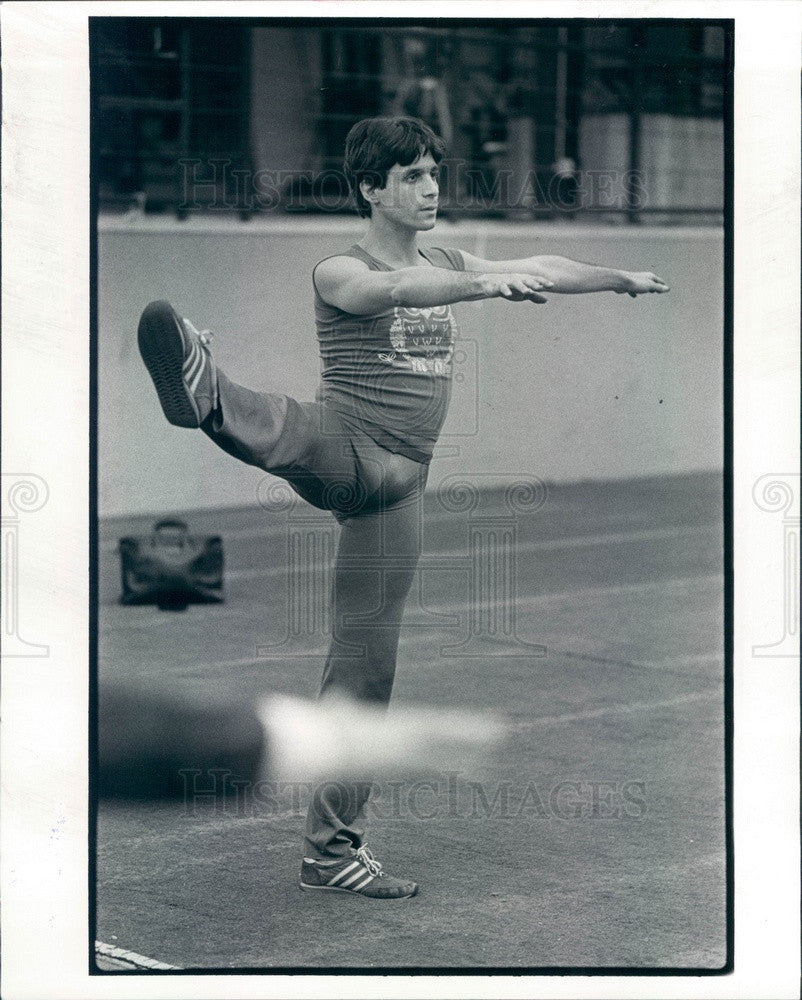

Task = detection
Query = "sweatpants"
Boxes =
[202,370,428,860]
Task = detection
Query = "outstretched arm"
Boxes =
[314,255,553,315]
[459,249,669,297]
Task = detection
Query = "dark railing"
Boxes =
[93,19,730,223]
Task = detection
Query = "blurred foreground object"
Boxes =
[98,685,505,798]
[260,694,505,784]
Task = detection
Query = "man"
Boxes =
[137,115,668,900]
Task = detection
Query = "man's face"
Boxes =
[366,152,440,230]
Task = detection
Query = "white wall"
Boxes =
[98,217,723,517]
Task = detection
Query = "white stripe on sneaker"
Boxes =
[350,873,375,892]
[182,341,199,374]
[340,867,370,889]
[326,861,361,886]
[188,355,208,395]
[185,347,204,387]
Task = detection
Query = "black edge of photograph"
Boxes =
[89,14,734,976]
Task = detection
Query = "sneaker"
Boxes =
[299,845,418,899]
[137,300,218,428]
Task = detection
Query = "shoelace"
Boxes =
[182,317,218,408]
[183,316,214,347]
[355,845,384,877]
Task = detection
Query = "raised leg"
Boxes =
[138,301,362,512]
[201,370,359,512]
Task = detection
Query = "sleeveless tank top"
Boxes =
[313,244,465,464]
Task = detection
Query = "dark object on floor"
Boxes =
[118,518,224,609]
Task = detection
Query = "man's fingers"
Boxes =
[624,274,670,297]
[523,276,553,291]
[513,277,548,302]
[497,275,553,300]
[496,276,549,302]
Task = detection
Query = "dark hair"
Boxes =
[344,116,446,217]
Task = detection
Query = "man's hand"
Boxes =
[617,272,670,297]
[481,273,553,303]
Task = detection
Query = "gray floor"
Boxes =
[96,471,727,970]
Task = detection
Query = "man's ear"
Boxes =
[359,177,378,206]
[359,171,383,206]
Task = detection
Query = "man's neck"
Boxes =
[359,215,422,268]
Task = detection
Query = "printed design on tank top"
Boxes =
[379,304,456,376]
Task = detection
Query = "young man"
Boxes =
[138,116,668,901]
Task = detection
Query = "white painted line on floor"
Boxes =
[99,565,721,636]
[174,574,721,670]
[100,608,257,630]
[507,522,720,554]
[496,572,722,612]
[100,505,463,551]
[95,940,181,971]
[220,523,720,584]
[101,518,720,557]
[391,572,721,621]
[189,643,725,675]
[512,689,720,729]
[640,651,725,669]
[191,653,328,669]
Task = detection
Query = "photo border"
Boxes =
[1,3,798,999]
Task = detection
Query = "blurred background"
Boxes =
[94,18,728,224]
[94,17,729,518]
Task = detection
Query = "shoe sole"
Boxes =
[299,881,419,899]
[137,300,201,428]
